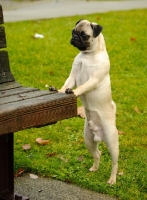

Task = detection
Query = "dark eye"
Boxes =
[81,31,89,40]
[83,34,87,39]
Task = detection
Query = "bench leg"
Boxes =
[0,133,14,199]
[0,133,29,200]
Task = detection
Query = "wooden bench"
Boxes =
[0,5,77,200]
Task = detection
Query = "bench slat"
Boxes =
[0,93,77,135]
[0,86,39,98]
[0,90,56,105]
[0,27,6,48]
[0,5,3,24]
[0,92,73,117]
[0,81,21,90]
[0,51,15,83]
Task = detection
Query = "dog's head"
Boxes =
[70,19,103,51]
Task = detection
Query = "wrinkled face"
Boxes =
[70,20,103,51]
[70,29,90,51]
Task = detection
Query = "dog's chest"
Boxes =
[75,56,97,87]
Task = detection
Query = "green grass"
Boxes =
[4,9,147,200]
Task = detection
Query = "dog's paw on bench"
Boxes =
[65,88,74,94]
[49,85,58,91]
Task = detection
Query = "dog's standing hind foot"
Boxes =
[89,164,99,172]
[88,150,101,172]
[107,176,116,185]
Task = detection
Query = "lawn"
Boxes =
[4,9,147,200]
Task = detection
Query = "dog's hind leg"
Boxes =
[105,127,119,184]
[84,121,101,172]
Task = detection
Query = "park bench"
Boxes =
[0,5,77,200]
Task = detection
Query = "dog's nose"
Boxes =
[73,35,78,40]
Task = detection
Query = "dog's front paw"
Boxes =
[65,88,74,94]
[49,85,58,91]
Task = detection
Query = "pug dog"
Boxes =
[58,19,119,184]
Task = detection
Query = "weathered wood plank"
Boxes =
[0,51,15,83]
[0,86,39,98]
[0,81,21,91]
[0,90,56,105]
[0,26,6,48]
[0,93,77,135]
[0,104,77,134]
[0,93,76,117]
[0,5,4,24]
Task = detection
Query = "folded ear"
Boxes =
[90,24,103,37]
[75,19,83,25]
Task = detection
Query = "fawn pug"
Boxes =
[59,20,119,184]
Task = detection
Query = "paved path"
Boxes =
[0,0,147,22]
[1,0,147,199]
[15,173,117,200]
